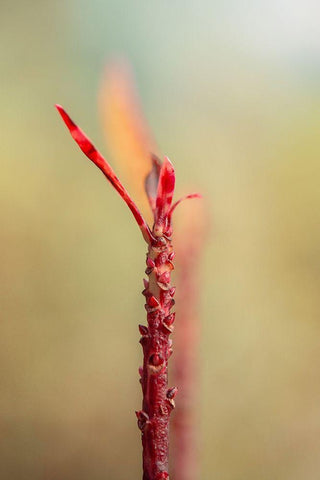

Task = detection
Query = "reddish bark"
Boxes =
[138,234,176,480]
[137,157,176,480]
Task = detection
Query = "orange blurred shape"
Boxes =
[99,60,159,220]
[172,197,208,480]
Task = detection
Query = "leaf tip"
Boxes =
[55,103,65,118]
[55,104,76,131]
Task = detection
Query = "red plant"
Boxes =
[55,103,200,480]
[99,63,207,480]
[172,201,207,480]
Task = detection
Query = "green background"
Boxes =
[1,1,320,478]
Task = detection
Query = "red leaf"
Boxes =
[154,157,175,234]
[169,193,202,217]
[55,104,153,244]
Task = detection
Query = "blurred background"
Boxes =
[1,0,320,479]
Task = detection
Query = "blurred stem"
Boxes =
[171,206,206,480]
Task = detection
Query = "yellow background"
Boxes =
[1,1,320,478]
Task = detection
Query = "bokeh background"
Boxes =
[1,1,320,479]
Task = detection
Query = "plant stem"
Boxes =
[55,104,200,480]
[137,234,177,480]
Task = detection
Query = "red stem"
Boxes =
[137,233,177,480]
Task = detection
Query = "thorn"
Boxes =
[145,266,154,275]
[169,286,176,297]
[147,296,160,308]
[168,251,175,261]
[138,366,143,377]
[139,324,148,336]
[166,386,178,399]
[169,298,175,308]
[164,296,175,308]
[164,313,175,326]
[135,410,149,421]
[146,257,155,268]
[143,278,149,289]
[162,322,174,334]
[135,410,150,431]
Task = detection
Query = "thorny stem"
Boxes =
[137,233,177,480]
[56,104,200,480]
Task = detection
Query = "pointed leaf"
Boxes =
[168,193,202,217]
[154,157,175,233]
[55,104,153,244]
[166,193,202,235]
